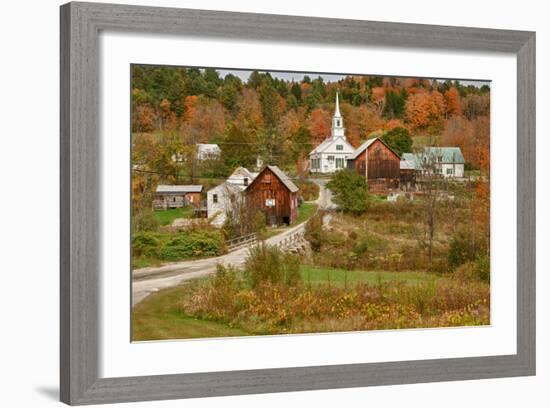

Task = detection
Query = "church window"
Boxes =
[336,145,343,151]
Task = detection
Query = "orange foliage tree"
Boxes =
[444,87,462,116]
[307,108,331,144]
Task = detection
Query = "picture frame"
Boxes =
[60,1,535,405]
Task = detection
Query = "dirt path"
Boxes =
[310,178,337,210]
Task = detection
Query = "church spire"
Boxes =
[331,92,345,140]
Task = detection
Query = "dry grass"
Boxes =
[176,269,489,337]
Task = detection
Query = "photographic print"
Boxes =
[131,65,490,341]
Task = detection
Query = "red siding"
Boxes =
[366,139,400,180]
[246,168,298,225]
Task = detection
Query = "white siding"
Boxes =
[207,183,243,227]
[439,163,464,178]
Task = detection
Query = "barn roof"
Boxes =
[266,165,299,192]
[155,185,203,194]
[349,138,377,160]
[349,137,402,161]
[244,165,298,193]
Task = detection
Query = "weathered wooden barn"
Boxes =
[245,165,299,226]
[153,185,203,210]
[347,137,401,192]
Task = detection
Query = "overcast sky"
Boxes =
[216,68,490,87]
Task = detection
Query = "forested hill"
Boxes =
[131,65,490,172]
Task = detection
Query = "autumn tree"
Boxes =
[307,108,331,144]
[444,87,462,116]
[405,91,446,133]
[183,99,225,143]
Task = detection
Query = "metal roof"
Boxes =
[253,165,299,193]
[196,143,221,151]
[423,147,465,164]
[401,153,422,170]
[155,185,203,194]
[349,138,378,160]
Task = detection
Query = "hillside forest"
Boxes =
[131,66,490,211]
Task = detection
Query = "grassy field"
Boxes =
[132,286,248,340]
[300,265,438,287]
[153,207,193,226]
[132,267,437,341]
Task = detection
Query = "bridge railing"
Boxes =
[227,233,257,252]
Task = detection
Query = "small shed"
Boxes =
[153,185,203,210]
[347,137,401,191]
[400,152,421,188]
[245,165,299,226]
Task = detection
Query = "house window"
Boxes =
[310,159,316,170]
[213,194,218,203]
[243,177,248,186]
[336,145,343,151]
[265,198,276,207]
[336,158,345,168]
[446,168,453,175]
[328,155,335,161]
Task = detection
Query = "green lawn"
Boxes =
[296,202,318,224]
[300,265,438,287]
[132,286,249,341]
[153,207,193,226]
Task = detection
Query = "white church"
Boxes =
[309,93,355,174]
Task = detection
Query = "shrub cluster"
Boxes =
[179,267,490,335]
[132,229,225,262]
[295,180,320,201]
[244,244,301,288]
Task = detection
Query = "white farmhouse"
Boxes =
[207,182,243,227]
[226,166,258,188]
[309,93,355,174]
[196,143,221,161]
[207,167,258,227]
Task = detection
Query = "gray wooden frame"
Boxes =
[60,1,536,405]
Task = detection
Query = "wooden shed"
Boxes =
[347,137,401,191]
[153,185,203,210]
[245,165,299,226]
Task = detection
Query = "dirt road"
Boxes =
[132,220,308,305]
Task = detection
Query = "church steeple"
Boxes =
[331,92,345,140]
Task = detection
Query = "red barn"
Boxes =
[347,137,401,191]
[245,165,299,226]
